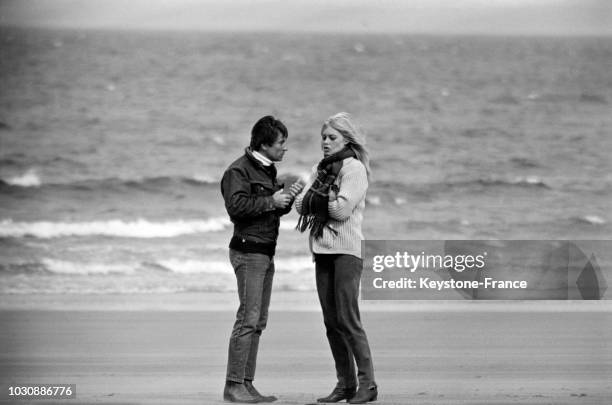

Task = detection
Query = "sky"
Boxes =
[0,0,611,36]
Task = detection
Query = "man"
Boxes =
[221,116,302,403]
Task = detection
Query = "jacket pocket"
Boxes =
[250,181,277,196]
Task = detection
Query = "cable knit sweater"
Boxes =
[295,157,368,259]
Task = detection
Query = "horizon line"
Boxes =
[2,24,611,38]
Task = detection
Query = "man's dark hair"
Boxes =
[250,116,287,151]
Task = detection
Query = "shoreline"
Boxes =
[1,291,612,312]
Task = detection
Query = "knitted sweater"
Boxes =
[295,157,368,259]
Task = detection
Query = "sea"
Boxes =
[1,28,611,296]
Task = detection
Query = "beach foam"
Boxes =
[0,217,231,238]
[2,168,41,187]
[575,215,607,225]
[42,258,137,275]
[156,256,313,275]
[156,259,231,274]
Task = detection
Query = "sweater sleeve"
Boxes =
[294,165,317,215]
[328,161,368,221]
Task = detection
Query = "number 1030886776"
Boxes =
[5,384,76,399]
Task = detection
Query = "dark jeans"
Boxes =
[315,254,376,389]
[226,249,274,383]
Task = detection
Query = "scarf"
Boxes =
[296,147,355,239]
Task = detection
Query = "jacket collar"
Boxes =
[245,147,276,173]
[251,150,273,166]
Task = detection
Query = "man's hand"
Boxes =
[272,189,292,208]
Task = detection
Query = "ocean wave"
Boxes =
[107,175,220,191]
[579,92,608,105]
[444,176,551,190]
[526,92,608,105]
[366,176,551,206]
[1,283,314,295]
[0,217,231,239]
[156,256,313,275]
[0,157,22,167]
[509,157,542,169]
[366,196,382,206]
[155,259,231,274]
[0,261,47,274]
[460,127,512,139]
[375,176,550,193]
[572,215,607,225]
[276,256,314,273]
[0,174,221,192]
[0,171,309,196]
[42,258,137,275]
[507,176,550,188]
[440,176,550,190]
[187,173,218,184]
[1,169,41,187]
[1,255,314,277]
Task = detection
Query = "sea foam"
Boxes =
[42,258,136,275]
[13,255,314,277]
[157,259,231,274]
[3,169,41,187]
[0,217,231,238]
[157,256,313,274]
[575,215,607,225]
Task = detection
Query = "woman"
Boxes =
[295,112,377,404]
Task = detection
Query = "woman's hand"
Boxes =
[328,185,339,201]
[287,180,305,198]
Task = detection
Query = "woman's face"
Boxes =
[321,126,348,157]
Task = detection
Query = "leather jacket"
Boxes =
[220,148,292,250]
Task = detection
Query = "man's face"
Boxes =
[260,132,288,162]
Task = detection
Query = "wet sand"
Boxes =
[0,295,611,404]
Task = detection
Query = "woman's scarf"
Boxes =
[296,147,355,239]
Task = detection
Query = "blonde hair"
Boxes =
[322,112,371,178]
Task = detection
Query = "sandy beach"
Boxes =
[1,293,611,405]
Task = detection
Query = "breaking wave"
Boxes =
[0,217,231,238]
[1,169,41,187]
[1,255,313,276]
